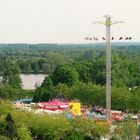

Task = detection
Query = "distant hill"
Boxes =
[0,42,140,48]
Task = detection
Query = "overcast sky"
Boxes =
[0,0,139,43]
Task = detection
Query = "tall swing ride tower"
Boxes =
[94,15,123,121]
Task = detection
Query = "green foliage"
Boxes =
[0,43,140,88]
[0,43,140,139]
[112,121,137,140]
[0,117,7,135]
[128,87,140,112]
[2,60,21,89]
[41,76,53,88]
[111,87,130,111]
[13,111,72,140]
[0,136,10,140]
[0,100,12,116]
[91,56,106,85]
[17,124,32,140]
[4,114,17,139]
[74,62,92,83]
[12,110,111,140]
[33,77,55,102]
[52,65,79,86]
[22,63,32,74]
[0,84,34,100]
[32,63,40,74]
[8,75,22,88]
[46,52,70,74]
[33,87,52,102]
[66,131,84,140]
[33,82,70,102]
[34,81,140,112]
[70,117,109,140]
[66,82,106,106]
[0,101,138,140]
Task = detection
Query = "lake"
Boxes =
[20,74,46,90]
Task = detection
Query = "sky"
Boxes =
[0,0,139,43]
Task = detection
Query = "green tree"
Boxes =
[74,62,92,83]
[32,62,40,74]
[33,87,52,102]
[22,63,32,74]
[113,121,137,140]
[0,100,12,116]
[2,61,21,88]
[52,65,79,86]
[46,52,70,73]
[128,87,140,112]
[91,56,106,85]
[17,124,32,140]
[111,87,130,111]
[41,63,52,74]
[41,77,53,88]
[4,114,17,139]
[33,77,54,102]
[8,75,22,88]
[0,136,10,140]
[67,82,106,106]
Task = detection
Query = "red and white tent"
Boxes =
[38,99,68,111]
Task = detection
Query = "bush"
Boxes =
[17,124,32,140]
[112,121,137,140]
[0,136,10,140]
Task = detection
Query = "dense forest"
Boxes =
[0,43,140,139]
[0,43,140,75]
[0,43,140,111]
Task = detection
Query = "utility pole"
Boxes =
[94,15,123,121]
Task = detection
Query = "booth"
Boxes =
[68,101,81,116]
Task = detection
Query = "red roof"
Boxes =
[38,99,68,111]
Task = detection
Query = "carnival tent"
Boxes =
[38,99,68,111]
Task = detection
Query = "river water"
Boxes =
[20,74,46,90]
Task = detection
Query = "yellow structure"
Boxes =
[68,101,81,116]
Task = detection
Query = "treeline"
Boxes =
[0,84,34,100]
[34,78,140,112]
[33,53,140,112]
[0,43,140,75]
[0,52,71,75]
[49,53,140,87]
